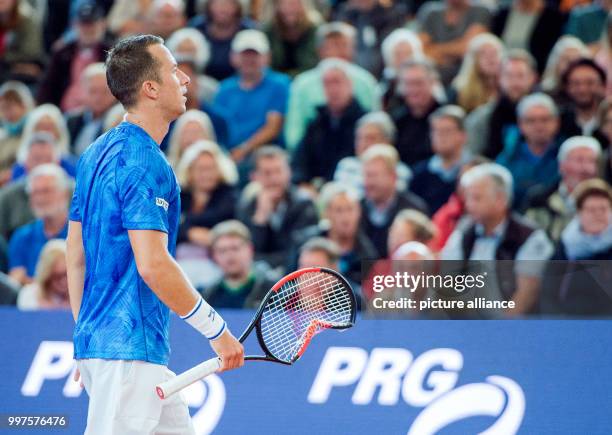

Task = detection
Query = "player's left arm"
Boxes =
[66,220,85,322]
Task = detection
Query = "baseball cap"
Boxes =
[76,1,105,23]
[231,30,270,54]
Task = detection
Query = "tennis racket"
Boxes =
[156,266,357,399]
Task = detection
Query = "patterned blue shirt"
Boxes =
[69,121,180,365]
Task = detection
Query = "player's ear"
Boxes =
[141,80,159,100]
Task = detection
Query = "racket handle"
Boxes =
[156,357,221,400]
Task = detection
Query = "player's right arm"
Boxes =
[66,220,85,322]
[128,229,244,372]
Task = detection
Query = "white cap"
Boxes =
[231,29,270,54]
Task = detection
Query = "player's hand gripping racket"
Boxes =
[156,267,357,399]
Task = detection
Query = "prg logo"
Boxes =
[308,347,525,434]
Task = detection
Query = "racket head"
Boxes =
[251,267,357,365]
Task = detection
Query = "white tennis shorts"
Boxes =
[76,359,196,435]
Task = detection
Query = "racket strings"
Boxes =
[259,271,353,363]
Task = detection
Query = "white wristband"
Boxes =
[181,297,226,340]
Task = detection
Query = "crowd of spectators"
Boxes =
[1,0,612,317]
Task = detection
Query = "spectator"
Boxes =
[565,0,612,49]
[66,63,116,156]
[524,136,601,241]
[450,33,503,113]
[560,58,607,136]
[17,239,70,310]
[0,81,34,185]
[411,105,471,214]
[466,49,538,158]
[387,209,436,258]
[542,178,612,315]
[594,12,612,97]
[442,163,554,315]
[360,144,428,257]
[391,58,441,166]
[334,111,411,195]
[378,29,424,113]
[292,59,366,185]
[236,146,318,269]
[107,0,153,37]
[204,220,278,309]
[8,164,70,286]
[284,21,378,151]
[189,0,253,81]
[176,140,238,247]
[16,104,70,162]
[145,0,186,40]
[417,0,491,85]
[265,0,320,77]
[213,29,290,164]
[541,36,591,104]
[0,0,43,84]
[37,1,111,111]
[597,98,612,181]
[0,272,18,305]
[491,0,565,74]
[166,109,217,168]
[292,182,378,283]
[497,93,563,205]
[335,0,408,76]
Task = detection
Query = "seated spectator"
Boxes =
[0,0,43,84]
[334,111,411,194]
[417,0,491,85]
[412,105,471,214]
[595,12,612,96]
[491,0,565,74]
[466,49,538,158]
[107,0,153,37]
[204,220,278,309]
[213,29,290,163]
[450,33,503,113]
[541,36,591,105]
[36,1,111,112]
[565,0,612,49]
[391,58,441,166]
[335,0,408,76]
[145,0,186,40]
[387,209,436,257]
[17,239,70,310]
[497,93,563,206]
[66,63,117,156]
[442,163,554,315]
[525,136,601,241]
[292,182,377,283]
[8,164,70,286]
[0,272,18,305]
[188,0,254,81]
[237,146,318,269]
[12,133,75,183]
[597,98,612,181]
[560,58,607,137]
[292,59,366,185]
[265,0,320,77]
[378,29,424,113]
[360,144,428,257]
[541,178,612,316]
[166,109,217,168]
[0,81,34,185]
[284,22,378,151]
[167,28,218,104]
[176,140,238,247]
[16,103,71,162]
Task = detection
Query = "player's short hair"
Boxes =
[253,145,289,167]
[391,209,436,244]
[429,105,466,130]
[210,220,252,248]
[573,178,612,210]
[26,163,70,193]
[106,34,164,109]
[300,237,341,265]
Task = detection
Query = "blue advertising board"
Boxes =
[1,307,611,434]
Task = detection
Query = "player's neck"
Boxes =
[125,111,169,145]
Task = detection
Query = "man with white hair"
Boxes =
[146,0,186,40]
[442,163,554,315]
[524,136,602,241]
[8,163,70,286]
[497,92,563,206]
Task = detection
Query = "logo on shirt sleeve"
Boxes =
[156,197,169,212]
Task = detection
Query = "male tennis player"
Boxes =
[66,35,244,434]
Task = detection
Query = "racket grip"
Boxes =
[156,357,221,399]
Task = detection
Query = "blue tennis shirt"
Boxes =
[69,121,180,365]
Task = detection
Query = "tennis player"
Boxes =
[66,35,244,434]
